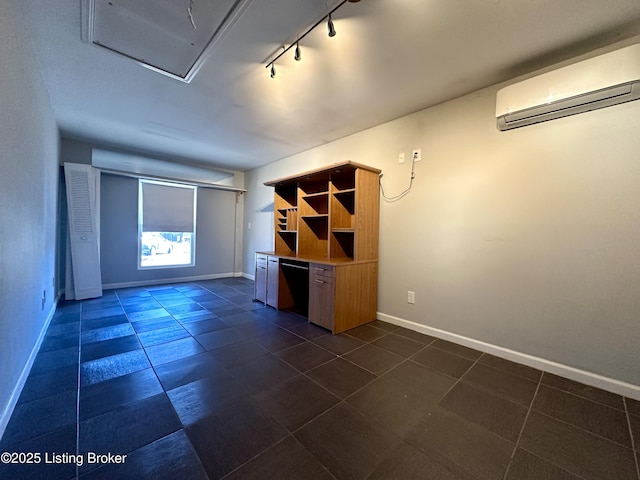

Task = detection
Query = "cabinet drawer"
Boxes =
[266,256,280,308]
[254,268,267,304]
[310,273,335,287]
[256,254,267,264]
[309,273,335,331]
[309,263,335,278]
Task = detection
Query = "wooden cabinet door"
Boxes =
[309,273,335,331]
[254,255,267,303]
[266,256,280,308]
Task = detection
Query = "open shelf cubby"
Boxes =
[266,161,379,261]
[301,193,329,216]
[331,168,356,192]
[299,179,329,196]
[298,215,328,257]
[330,230,355,259]
[276,230,297,256]
[331,190,354,230]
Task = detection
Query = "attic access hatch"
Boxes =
[81,0,251,82]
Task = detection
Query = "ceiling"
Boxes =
[18,0,640,172]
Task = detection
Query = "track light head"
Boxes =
[265,0,360,74]
[327,14,336,37]
[294,42,301,61]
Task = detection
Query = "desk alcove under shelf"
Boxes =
[255,161,381,334]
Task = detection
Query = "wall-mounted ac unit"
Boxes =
[496,43,640,131]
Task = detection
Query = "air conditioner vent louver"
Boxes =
[496,43,640,131]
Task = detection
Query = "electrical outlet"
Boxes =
[41,290,46,310]
[248,222,252,229]
[398,152,405,164]
[412,149,422,162]
[407,291,415,304]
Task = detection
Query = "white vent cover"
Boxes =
[91,149,235,186]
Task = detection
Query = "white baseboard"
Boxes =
[102,272,244,290]
[0,300,58,440]
[377,312,640,401]
[242,272,255,281]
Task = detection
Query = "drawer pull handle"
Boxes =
[315,279,326,284]
[314,268,326,272]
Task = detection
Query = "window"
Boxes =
[138,179,197,269]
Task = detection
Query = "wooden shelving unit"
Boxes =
[256,161,381,334]
[274,184,298,256]
[268,161,379,262]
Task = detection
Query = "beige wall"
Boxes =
[243,39,640,393]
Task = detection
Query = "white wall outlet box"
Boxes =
[412,149,421,162]
[407,291,415,304]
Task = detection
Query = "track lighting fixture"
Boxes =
[265,0,360,78]
[294,42,301,61]
[327,13,336,37]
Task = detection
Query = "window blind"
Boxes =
[141,180,196,232]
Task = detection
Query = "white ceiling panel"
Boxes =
[16,0,640,171]
[89,0,250,80]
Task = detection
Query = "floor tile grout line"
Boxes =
[90,281,253,478]
[532,404,638,450]
[470,358,542,385]
[324,352,489,477]
[84,289,179,423]
[534,372,635,454]
[502,369,543,480]
[428,342,485,361]
[289,434,340,480]
[341,343,417,377]
[118,288,190,383]
[540,380,628,412]
[426,351,485,406]
[623,397,640,480]
[122,284,632,478]
[7,278,633,480]
[515,447,590,480]
[157,284,328,479]
[218,435,292,480]
[218,433,340,480]
[77,289,130,478]
[274,340,401,436]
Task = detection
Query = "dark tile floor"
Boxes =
[1,277,639,480]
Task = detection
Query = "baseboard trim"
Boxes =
[242,272,255,281]
[0,300,58,440]
[377,312,640,401]
[102,272,245,290]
